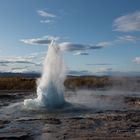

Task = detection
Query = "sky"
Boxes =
[0,0,140,76]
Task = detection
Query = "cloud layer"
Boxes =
[37,10,56,24]
[0,53,44,73]
[40,20,52,24]
[20,36,59,45]
[0,56,35,65]
[118,35,140,43]
[73,51,89,55]
[21,36,107,52]
[113,11,140,32]
[133,57,140,64]
[96,41,112,47]
[68,70,93,76]
[86,63,112,66]
[0,55,41,66]
[37,10,56,18]
[58,42,103,52]
[98,67,113,73]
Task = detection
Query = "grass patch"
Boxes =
[0,76,110,91]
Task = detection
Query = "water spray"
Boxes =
[24,41,66,108]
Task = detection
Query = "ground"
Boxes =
[0,89,140,140]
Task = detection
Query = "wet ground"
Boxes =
[0,90,140,140]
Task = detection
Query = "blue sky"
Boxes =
[0,0,140,75]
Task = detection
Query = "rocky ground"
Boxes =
[0,90,140,140]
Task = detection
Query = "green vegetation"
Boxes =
[0,76,110,91]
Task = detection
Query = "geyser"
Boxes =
[24,41,66,108]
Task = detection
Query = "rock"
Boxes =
[16,117,61,125]
[124,97,140,107]
[70,117,84,120]
[135,129,140,137]
[0,120,10,128]
[44,118,61,125]
[0,132,29,139]
[34,133,59,140]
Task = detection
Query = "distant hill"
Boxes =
[0,72,41,78]
[0,71,140,78]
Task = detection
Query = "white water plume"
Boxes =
[24,41,66,108]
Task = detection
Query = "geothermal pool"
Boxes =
[0,89,140,139]
[1,89,140,115]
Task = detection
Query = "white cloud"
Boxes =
[0,56,34,64]
[20,36,59,45]
[40,20,52,24]
[118,35,140,42]
[59,42,103,52]
[0,66,40,73]
[86,63,112,66]
[21,36,108,52]
[73,51,89,55]
[37,10,57,24]
[0,54,43,73]
[96,41,112,47]
[0,63,8,66]
[37,10,56,18]
[0,53,43,66]
[113,11,140,32]
[68,70,93,76]
[98,67,113,73]
[133,57,140,64]
[11,66,30,73]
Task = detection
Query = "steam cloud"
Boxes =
[24,42,66,108]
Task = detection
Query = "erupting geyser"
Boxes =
[24,41,66,108]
